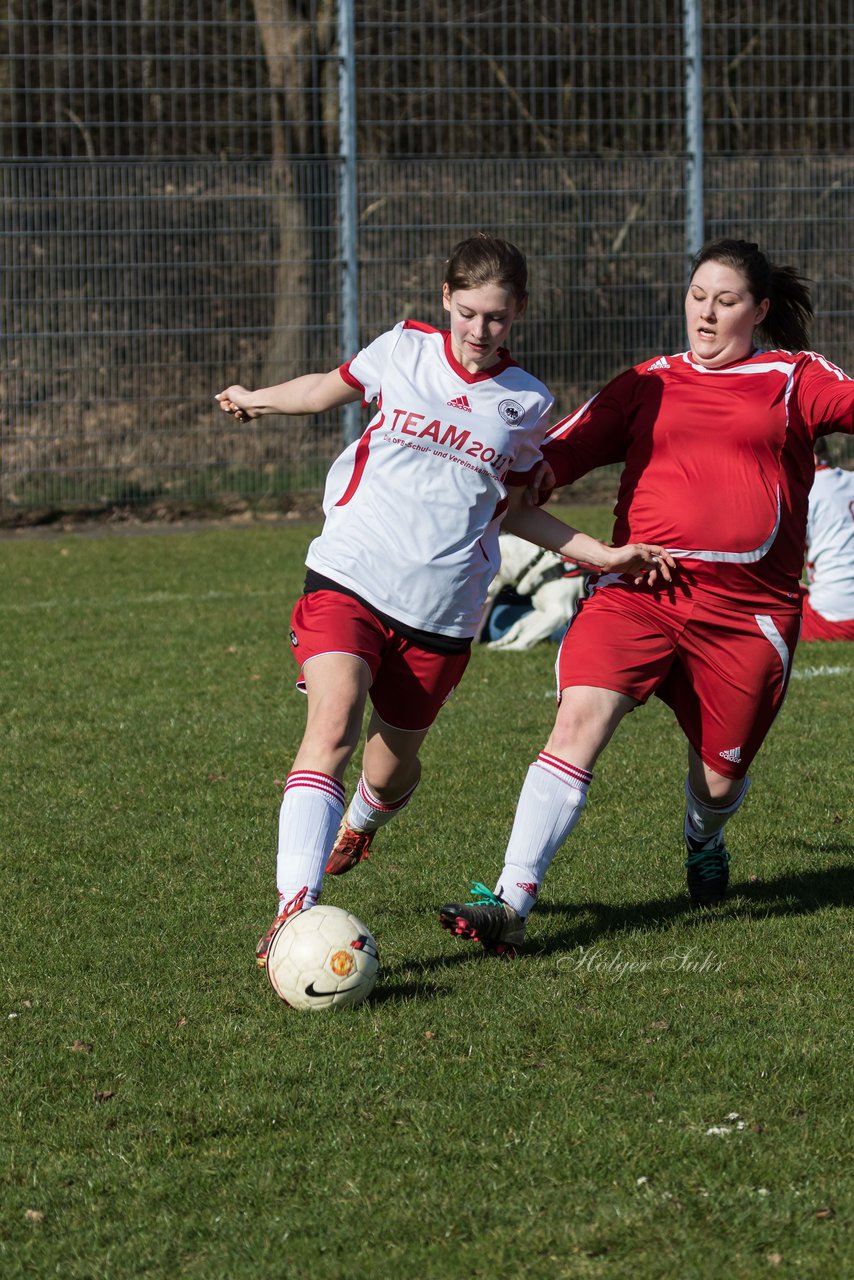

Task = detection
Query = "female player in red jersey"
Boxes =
[440,237,854,956]
[216,233,670,965]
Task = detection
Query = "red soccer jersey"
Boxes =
[543,349,854,611]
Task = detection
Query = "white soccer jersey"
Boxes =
[806,463,854,620]
[304,321,553,637]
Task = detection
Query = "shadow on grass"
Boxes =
[262,854,854,1005]
[368,977,454,1005]
[532,852,854,956]
[370,949,486,1002]
[400,853,854,975]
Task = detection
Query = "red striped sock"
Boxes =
[497,753,591,915]
[276,770,345,907]
[347,771,419,832]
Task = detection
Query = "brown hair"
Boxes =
[444,232,528,302]
[691,238,814,351]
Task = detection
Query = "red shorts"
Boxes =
[556,582,801,779]
[289,591,471,732]
[800,590,854,642]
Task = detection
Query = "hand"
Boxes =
[605,543,676,586]
[215,385,257,422]
[523,458,557,506]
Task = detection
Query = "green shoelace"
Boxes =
[467,881,502,906]
[685,846,729,880]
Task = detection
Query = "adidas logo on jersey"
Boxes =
[648,356,670,371]
[719,746,742,763]
[447,394,472,412]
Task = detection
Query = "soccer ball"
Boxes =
[265,904,380,1010]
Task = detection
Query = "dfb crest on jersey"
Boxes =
[498,399,524,424]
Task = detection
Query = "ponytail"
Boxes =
[758,265,814,351]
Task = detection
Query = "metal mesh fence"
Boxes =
[2,1,853,515]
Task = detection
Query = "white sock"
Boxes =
[496,751,592,917]
[346,772,419,833]
[276,770,345,908]
[684,776,750,846]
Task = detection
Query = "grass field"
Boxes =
[2,512,852,1279]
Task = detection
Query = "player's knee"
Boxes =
[547,701,598,757]
[692,770,747,807]
[301,709,362,763]
[547,687,633,764]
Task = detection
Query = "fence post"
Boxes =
[338,0,360,444]
[684,0,704,262]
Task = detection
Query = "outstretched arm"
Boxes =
[503,485,675,584]
[216,369,362,421]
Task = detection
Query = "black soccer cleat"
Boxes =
[439,882,526,956]
[685,835,730,907]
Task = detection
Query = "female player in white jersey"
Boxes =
[801,439,854,641]
[216,233,671,964]
[440,237,854,956]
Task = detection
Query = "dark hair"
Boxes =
[690,237,814,351]
[444,232,528,302]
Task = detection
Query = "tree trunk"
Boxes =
[252,0,337,385]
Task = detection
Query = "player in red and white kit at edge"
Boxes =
[216,233,671,967]
[801,438,854,641]
[440,237,854,956]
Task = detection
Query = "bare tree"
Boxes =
[252,0,338,384]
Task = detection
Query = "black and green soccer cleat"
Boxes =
[685,836,730,906]
[439,881,526,956]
